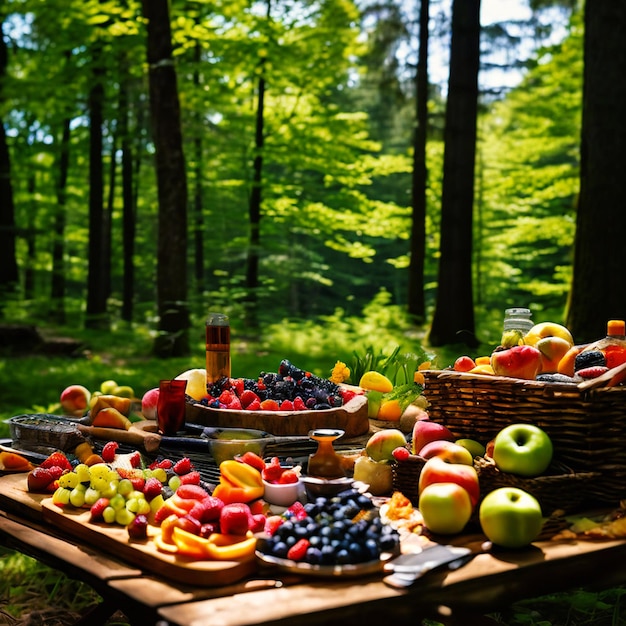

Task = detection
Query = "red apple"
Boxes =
[418,439,474,465]
[411,419,455,455]
[418,456,480,509]
[365,429,407,462]
[419,482,473,535]
[60,384,91,417]
[490,345,542,380]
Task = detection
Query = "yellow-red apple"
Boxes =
[352,456,393,495]
[419,482,473,535]
[60,384,91,417]
[141,387,160,420]
[418,439,474,465]
[418,456,480,508]
[523,322,574,348]
[456,438,486,459]
[490,345,542,380]
[365,429,407,462]
[411,420,455,454]
[535,336,575,373]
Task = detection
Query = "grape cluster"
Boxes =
[207,359,345,410]
[261,489,400,565]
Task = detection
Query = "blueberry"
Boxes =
[272,542,289,558]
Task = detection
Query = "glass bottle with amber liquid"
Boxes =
[206,313,231,385]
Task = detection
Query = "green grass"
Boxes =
[1,308,624,625]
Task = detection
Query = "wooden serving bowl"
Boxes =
[185,392,369,438]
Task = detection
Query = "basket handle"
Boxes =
[577,360,626,391]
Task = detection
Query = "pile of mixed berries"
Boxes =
[197,359,359,411]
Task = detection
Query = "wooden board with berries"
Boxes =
[40,498,258,586]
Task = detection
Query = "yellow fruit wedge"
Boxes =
[359,371,393,393]
[175,368,208,401]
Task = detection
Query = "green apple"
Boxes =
[100,379,118,394]
[456,438,486,459]
[365,428,407,462]
[419,482,473,535]
[479,487,543,548]
[492,423,553,477]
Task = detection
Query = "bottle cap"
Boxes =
[607,320,625,336]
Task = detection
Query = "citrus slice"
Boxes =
[359,371,393,393]
[175,368,208,401]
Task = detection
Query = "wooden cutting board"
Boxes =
[0,474,256,587]
[186,393,369,437]
[40,499,258,587]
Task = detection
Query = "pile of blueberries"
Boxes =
[261,489,401,566]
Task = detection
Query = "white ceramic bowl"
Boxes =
[262,478,303,507]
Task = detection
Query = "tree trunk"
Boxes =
[85,38,109,330]
[0,21,19,313]
[567,2,626,343]
[50,116,72,324]
[192,40,205,295]
[428,0,481,348]
[142,0,190,357]
[407,0,429,323]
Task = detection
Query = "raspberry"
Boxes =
[392,446,410,462]
[246,399,261,411]
[101,441,119,463]
[279,400,294,411]
[179,471,201,485]
[226,396,242,410]
[40,452,72,472]
[287,538,310,561]
[129,451,142,468]
[285,501,307,521]
[143,477,163,501]
[261,457,283,483]
[240,389,260,408]
[293,396,307,411]
[173,457,193,475]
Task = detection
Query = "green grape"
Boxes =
[109,493,126,511]
[69,487,86,508]
[84,487,101,506]
[52,487,71,507]
[102,481,119,499]
[117,478,134,497]
[115,508,136,526]
[74,464,91,483]
[136,498,151,516]
[126,497,141,513]
[102,506,117,524]
[151,468,167,483]
[168,475,181,491]
[58,472,79,489]
[90,476,109,493]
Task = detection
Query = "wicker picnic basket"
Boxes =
[394,368,626,511]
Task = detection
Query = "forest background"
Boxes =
[2,0,624,367]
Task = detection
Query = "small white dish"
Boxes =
[262,478,304,507]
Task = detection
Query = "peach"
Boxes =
[60,384,92,417]
[411,419,454,455]
[365,429,407,462]
[418,439,474,465]
[418,456,480,509]
[91,407,132,430]
[141,387,160,420]
[536,336,574,373]
[490,345,542,380]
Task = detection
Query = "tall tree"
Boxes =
[141,0,190,357]
[567,2,626,342]
[0,17,19,312]
[428,0,481,347]
[407,0,430,322]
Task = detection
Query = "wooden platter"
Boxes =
[185,393,369,438]
[40,499,257,586]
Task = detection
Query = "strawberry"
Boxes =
[577,366,609,379]
[279,400,294,411]
[27,467,55,493]
[130,476,145,491]
[176,483,210,501]
[220,502,253,535]
[101,441,119,463]
[260,399,280,411]
[90,497,110,522]
[230,378,245,396]
[287,538,310,561]
[246,398,261,411]
[129,451,142,468]
[249,513,266,533]
[173,457,194,475]
[261,457,283,483]
[392,446,410,462]
[143,477,163,501]
[238,451,266,472]
[218,389,235,405]
[154,504,176,524]
[225,396,243,410]
[277,470,299,484]
[179,471,201,485]
[240,389,260,408]
[40,452,72,472]
[189,496,224,523]
[285,501,307,521]
[293,396,307,411]
[264,515,284,536]
[340,388,357,403]
[47,466,65,481]
[149,458,173,470]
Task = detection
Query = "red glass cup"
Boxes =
[157,379,187,435]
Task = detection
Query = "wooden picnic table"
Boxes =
[1,472,626,626]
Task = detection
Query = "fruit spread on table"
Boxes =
[7,328,626,585]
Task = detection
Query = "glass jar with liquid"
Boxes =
[501,307,534,347]
[206,312,231,385]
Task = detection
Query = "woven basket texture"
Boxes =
[415,369,626,507]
